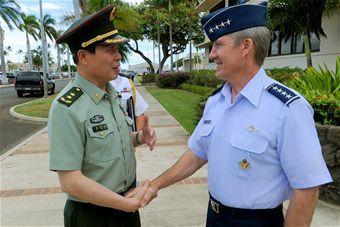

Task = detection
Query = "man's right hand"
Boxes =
[141,184,158,207]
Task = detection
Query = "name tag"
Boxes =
[204,120,211,124]
[92,124,108,133]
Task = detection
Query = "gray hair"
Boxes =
[231,26,271,66]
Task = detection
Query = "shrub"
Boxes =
[141,73,157,84]
[289,57,340,125]
[291,57,340,95]
[188,69,224,87]
[178,83,215,96]
[265,67,304,85]
[156,72,190,88]
[303,91,339,125]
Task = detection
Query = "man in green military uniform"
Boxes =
[48,5,156,227]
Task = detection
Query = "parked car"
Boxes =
[14,71,55,97]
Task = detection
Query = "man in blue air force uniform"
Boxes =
[139,3,332,227]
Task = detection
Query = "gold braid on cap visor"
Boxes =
[81,30,118,48]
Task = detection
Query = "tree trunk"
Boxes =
[57,45,61,78]
[0,25,7,80]
[304,33,313,68]
[126,41,155,74]
[26,32,33,71]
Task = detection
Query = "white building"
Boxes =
[196,0,340,71]
[128,62,169,75]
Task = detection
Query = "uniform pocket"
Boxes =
[200,122,214,137]
[230,133,268,178]
[86,123,122,162]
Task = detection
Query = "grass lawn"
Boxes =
[14,94,57,118]
[146,86,201,134]
[14,86,201,134]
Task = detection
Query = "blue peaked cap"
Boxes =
[201,4,267,42]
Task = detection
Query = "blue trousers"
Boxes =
[206,202,284,227]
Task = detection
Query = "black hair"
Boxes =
[72,45,97,65]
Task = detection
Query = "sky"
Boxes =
[2,0,182,70]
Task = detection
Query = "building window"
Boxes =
[210,1,225,13]
[268,31,320,56]
[229,0,249,6]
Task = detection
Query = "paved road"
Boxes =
[0,79,70,155]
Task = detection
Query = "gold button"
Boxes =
[100,132,104,136]
[95,93,100,98]
[240,159,250,169]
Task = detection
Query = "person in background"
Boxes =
[139,3,332,227]
[48,5,156,227]
[110,73,148,131]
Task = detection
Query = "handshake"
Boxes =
[123,180,158,212]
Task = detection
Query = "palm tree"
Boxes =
[55,30,64,78]
[42,14,57,42]
[18,13,39,71]
[268,0,340,68]
[0,0,21,77]
[40,14,57,72]
[16,48,22,62]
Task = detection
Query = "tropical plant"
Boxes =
[16,49,23,62]
[291,57,340,94]
[0,0,21,77]
[268,0,340,67]
[290,57,340,125]
[18,13,40,71]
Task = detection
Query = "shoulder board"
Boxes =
[266,83,300,106]
[210,84,224,97]
[58,87,83,107]
[119,73,132,79]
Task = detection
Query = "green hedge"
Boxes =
[141,73,157,84]
[178,83,215,96]
[188,69,224,87]
[185,61,339,126]
[156,72,190,88]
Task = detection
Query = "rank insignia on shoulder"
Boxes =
[266,83,300,106]
[90,115,104,123]
[210,84,225,96]
[92,124,108,133]
[58,87,83,107]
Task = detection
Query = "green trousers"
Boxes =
[64,200,141,227]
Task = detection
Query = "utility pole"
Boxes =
[157,11,161,76]
[39,0,48,98]
[169,0,173,73]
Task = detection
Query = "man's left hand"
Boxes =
[141,115,156,151]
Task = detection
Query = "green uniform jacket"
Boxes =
[49,74,136,202]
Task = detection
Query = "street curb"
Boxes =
[1,126,47,161]
[9,100,48,123]
[0,84,14,88]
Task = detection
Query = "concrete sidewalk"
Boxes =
[1,83,339,226]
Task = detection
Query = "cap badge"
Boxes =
[109,7,116,21]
